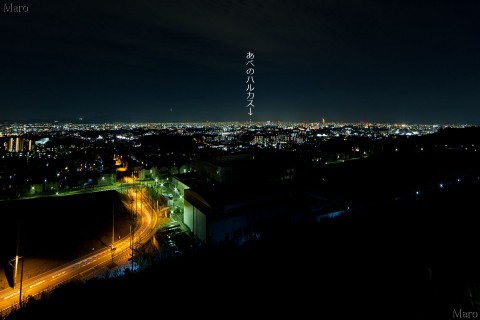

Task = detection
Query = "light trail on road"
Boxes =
[0,188,165,317]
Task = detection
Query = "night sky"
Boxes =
[1,0,480,124]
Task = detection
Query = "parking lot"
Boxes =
[155,221,202,258]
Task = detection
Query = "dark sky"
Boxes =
[1,0,480,124]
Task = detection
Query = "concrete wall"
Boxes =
[208,207,280,246]
[209,214,251,246]
[184,199,207,243]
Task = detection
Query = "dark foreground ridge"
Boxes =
[3,178,480,320]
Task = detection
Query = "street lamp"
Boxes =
[9,255,24,306]
[18,256,24,307]
[9,223,25,307]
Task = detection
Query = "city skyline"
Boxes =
[1,0,480,125]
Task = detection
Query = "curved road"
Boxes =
[0,187,164,316]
